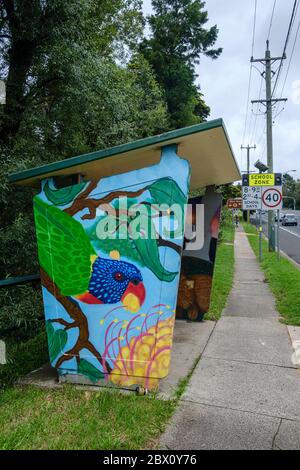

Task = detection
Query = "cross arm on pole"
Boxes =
[251,99,287,104]
[251,54,286,63]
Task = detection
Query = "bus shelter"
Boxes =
[8,119,240,392]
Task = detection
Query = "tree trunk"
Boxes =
[0,38,34,143]
[0,0,40,144]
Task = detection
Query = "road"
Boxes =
[250,209,300,265]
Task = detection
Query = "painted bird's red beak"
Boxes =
[121,281,146,313]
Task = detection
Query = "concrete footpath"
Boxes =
[160,227,300,450]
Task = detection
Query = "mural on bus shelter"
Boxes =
[176,187,222,322]
[33,145,190,390]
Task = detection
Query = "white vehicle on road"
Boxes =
[282,213,298,227]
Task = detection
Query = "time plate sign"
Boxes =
[242,186,261,210]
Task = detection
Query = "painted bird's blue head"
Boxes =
[80,257,145,313]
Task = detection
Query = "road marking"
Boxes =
[280,226,300,239]
[252,217,300,238]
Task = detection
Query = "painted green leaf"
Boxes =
[86,216,144,266]
[34,197,96,296]
[130,213,177,282]
[44,180,87,206]
[78,359,105,382]
[46,321,68,363]
[148,177,186,209]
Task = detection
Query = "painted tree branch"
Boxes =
[40,268,112,373]
[64,182,146,220]
[157,236,182,255]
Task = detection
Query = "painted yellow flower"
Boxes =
[109,315,175,390]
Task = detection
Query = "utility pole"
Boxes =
[251,40,287,251]
[241,144,256,222]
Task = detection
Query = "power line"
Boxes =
[273,13,300,123]
[267,0,277,40]
[242,66,253,144]
[251,0,257,56]
[279,19,300,99]
[242,0,257,144]
[273,105,285,120]
[256,124,266,148]
[249,76,264,144]
[272,0,298,97]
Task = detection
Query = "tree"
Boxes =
[0,0,144,144]
[294,180,300,210]
[217,183,242,204]
[0,0,168,278]
[282,173,296,209]
[0,1,169,340]
[140,0,222,129]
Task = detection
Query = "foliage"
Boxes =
[140,0,222,128]
[0,330,48,389]
[0,0,146,144]
[217,183,242,204]
[282,173,300,210]
[188,186,206,198]
[0,1,169,343]
[218,206,234,243]
[0,283,43,342]
[295,181,300,210]
[14,54,168,163]
[243,223,300,326]
[0,153,39,279]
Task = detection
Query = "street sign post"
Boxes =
[277,209,280,261]
[242,173,282,262]
[259,213,263,262]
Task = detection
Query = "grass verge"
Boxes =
[243,222,300,326]
[0,350,200,450]
[205,212,235,321]
[0,385,176,450]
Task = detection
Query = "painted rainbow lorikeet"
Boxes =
[33,197,145,313]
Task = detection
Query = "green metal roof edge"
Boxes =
[8,118,231,183]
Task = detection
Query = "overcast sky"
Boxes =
[143,0,300,179]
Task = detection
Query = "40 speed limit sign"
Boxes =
[261,186,283,210]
